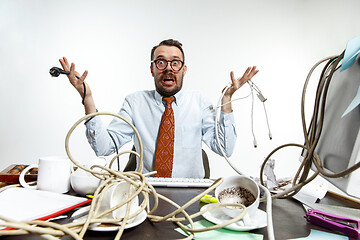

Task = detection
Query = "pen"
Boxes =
[69,210,90,222]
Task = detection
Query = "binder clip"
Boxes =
[305,208,360,239]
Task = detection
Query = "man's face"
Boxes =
[151,45,187,97]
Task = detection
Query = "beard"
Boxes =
[154,71,184,97]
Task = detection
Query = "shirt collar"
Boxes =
[154,89,183,106]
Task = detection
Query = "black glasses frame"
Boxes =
[151,59,184,71]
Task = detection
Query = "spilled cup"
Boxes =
[215,175,260,224]
[97,181,139,222]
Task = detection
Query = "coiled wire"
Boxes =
[0,111,249,240]
[260,51,360,200]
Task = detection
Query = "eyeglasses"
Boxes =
[152,59,184,71]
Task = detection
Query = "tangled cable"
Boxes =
[259,51,360,199]
[0,111,251,240]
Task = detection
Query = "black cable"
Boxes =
[49,67,86,105]
[50,66,119,170]
[81,82,86,105]
[108,131,120,171]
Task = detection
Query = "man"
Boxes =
[59,39,258,178]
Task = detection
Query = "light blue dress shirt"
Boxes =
[85,89,237,178]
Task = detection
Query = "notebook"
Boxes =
[0,187,91,229]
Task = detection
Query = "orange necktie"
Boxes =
[154,97,175,178]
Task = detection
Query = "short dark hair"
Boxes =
[151,39,185,62]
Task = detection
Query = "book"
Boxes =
[0,187,91,229]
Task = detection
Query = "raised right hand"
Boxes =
[59,57,90,99]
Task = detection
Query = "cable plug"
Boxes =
[253,139,257,148]
[269,132,273,140]
[257,92,267,102]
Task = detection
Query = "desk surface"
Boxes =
[1,187,355,240]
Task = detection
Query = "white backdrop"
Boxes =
[1,0,359,179]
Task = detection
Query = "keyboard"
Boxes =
[146,177,215,188]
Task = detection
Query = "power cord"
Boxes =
[49,67,86,105]
[49,66,121,171]
[214,77,275,240]
[259,51,360,201]
[213,80,271,148]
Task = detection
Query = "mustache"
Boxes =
[160,72,176,81]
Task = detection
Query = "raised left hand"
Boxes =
[224,66,259,97]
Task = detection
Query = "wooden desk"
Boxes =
[1,187,355,240]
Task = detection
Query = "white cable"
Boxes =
[250,86,257,148]
[214,81,256,109]
[259,184,275,240]
[249,79,272,140]
[214,84,244,176]
[263,102,272,140]
[214,82,258,148]
[214,93,252,109]
[248,80,261,94]
[214,80,275,240]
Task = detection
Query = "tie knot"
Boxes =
[163,97,175,105]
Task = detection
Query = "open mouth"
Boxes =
[162,76,175,85]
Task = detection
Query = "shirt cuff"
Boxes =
[84,115,99,130]
[84,109,99,125]
[220,111,235,126]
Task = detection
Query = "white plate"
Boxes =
[201,203,267,231]
[72,206,147,231]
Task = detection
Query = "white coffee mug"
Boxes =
[98,181,139,221]
[19,156,72,193]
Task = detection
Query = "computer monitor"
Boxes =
[302,54,360,199]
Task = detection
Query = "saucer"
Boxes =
[200,203,267,231]
[72,206,147,231]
